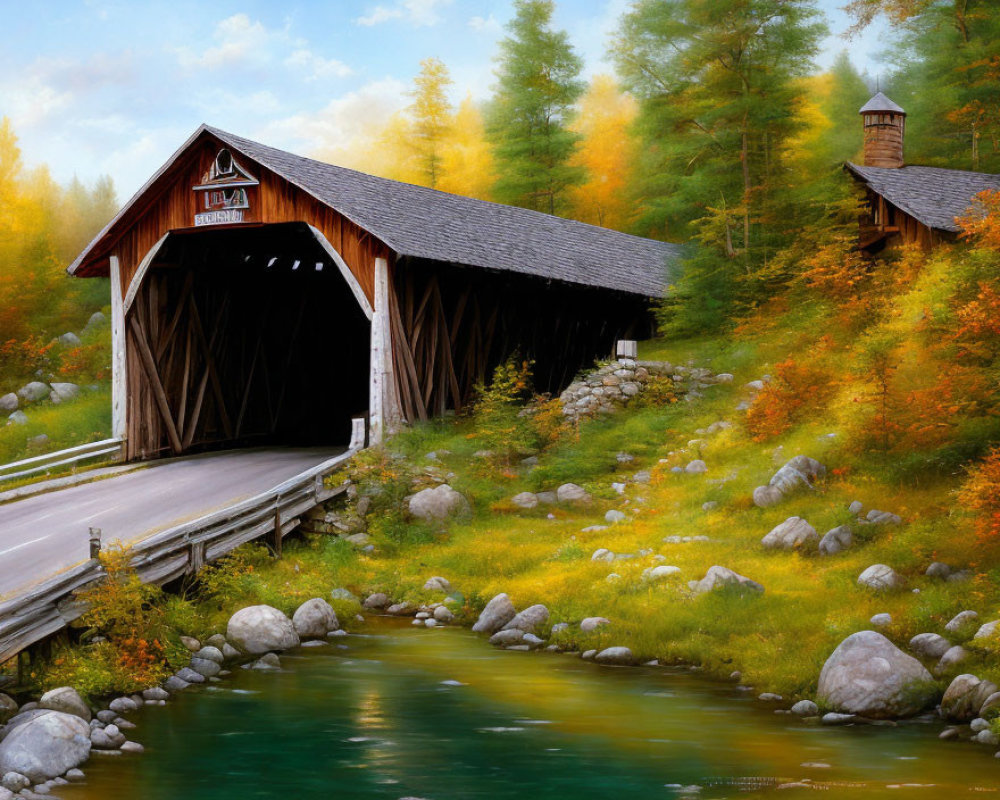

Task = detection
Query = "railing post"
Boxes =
[89,527,102,560]
[272,505,283,558]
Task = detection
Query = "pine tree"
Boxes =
[407,57,454,188]
[487,0,585,215]
[613,0,826,331]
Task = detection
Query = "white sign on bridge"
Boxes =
[195,209,245,226]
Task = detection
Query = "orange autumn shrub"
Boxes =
[744,358,834,442]
[953,281,1000,361]
[958,189,1000,251]
[798,239,869,301]
[958,446,1000,544]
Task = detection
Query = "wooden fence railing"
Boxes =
[0,438,124,485]
[0,449,354,666]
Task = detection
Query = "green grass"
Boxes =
[0,386,111,468]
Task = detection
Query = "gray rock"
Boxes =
[423,576,452,593]
[848,500,864,515]
[173,668,204,684]
[817,631,936,718]
[0,695,16,725]
[761,516,818,551]
[489,629,525,646]
[940,674,999,721]
[925,562,951,578]
[556,483,591,503]
[595,647,635,665]
[194,646,224,665]
[227,605,300,654]
[522,633,544,648]
[141,688,169,702]
[909,633,952,660]
[502,604,549,634]
[292,598,339,639]
[180,636,201,651]
[162,676,189,693]
[791,700,819,716]
[537,491,557,504]
[386,602,414,616]
[472,593,516,634]
[975,729,1000,745]
[643,565,681,581]
[38,687,90,723]
[870,613,892,627]
[433,605,454,623]
[605,509,626,524]
[222,643,241,661]
[857,564,904,591]
[329,588,359,604]
[408,484,470,521]
[108,697,137,715]
[6,411,27,426]
[581,649,597,660]
[758,692,783,702]
[974,620,998,640]
[511,492,539,509]
[0,711,91,782]
[49,383,79,402]
[819,525,853,556]
[17,383,49,403]
[83,311,106,332]
[249,653,281,670]
[866,509,902,525]
[188,657,221,678]
[633,470,652,484]
[821,712,857,725]
[689,566,764,595]
[0,394,16,412]
[57,333,82,348]
[936,646,969,674]
[591,548,614,562]
[684,460,707,474]
[120,741,144,753]
[362,592,389,609]
[752,485,784,508]
[945,610,978,633]
[580,617,610,633]
[979,691,1000,718]
[1,773,29,793]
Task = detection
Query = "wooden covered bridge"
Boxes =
[69,125,680,460]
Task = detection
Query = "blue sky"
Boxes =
[0,0,891,199]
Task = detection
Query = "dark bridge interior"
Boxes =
[126,223,370,459]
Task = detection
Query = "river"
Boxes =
[59,618,997,799]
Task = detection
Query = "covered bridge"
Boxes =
[70,125,679,461]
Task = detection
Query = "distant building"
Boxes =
[845,91,1000,252]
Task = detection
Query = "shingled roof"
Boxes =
[859,92,905,115]
[845,162,1000,232]
[70,124,679,298]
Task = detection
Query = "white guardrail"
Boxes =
[0,438,124,485]
[0,448,356,665]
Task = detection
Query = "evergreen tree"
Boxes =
[487,0,585,215]
[407,57,454,188]
[613,0,825,332]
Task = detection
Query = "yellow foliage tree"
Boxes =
[437,96,496,200]
[566,75,638,230]
[408,57,453,188]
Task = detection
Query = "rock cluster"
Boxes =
[752,456,826,508]
[559,359,728,422]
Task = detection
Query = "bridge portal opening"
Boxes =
[124,222,369,460]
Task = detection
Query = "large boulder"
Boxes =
[38,687,91,722]
[0,710,91,782]
[57,332,82,348]
[502,604,549,634]
[595,647,635,665]
[0,393,16,412]
[761,516,818,551]
[817,631,936,719]
[291,598,339,639]
[6,411,28,427]
[940,674,999,722]
[408,485,470,522]
[227,605,300,654]
[689,566,764,595]
[556,483,591,503]
[857,564,904,591]
[511,492,539,509]
[17,382,49,404]
[819,525,853,556]
[909,633,951,661]
[471,593,516,634]
[49,383,80,403]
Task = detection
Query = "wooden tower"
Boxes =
[860,92,906,169]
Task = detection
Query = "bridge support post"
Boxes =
[272,506,283,558]
[89,527,102,560]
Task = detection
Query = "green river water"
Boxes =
[59,618,998,799]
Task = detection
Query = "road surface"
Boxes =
[0,447,341,599]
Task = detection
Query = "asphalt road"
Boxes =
[0,447,341,599]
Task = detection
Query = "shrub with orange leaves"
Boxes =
[953,281,1000,361]
[958,190,1000,250]
[798,239,869,301]
[958,446,1000,545]
[744,358,834,442]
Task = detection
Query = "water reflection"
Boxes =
[58,618,998,799]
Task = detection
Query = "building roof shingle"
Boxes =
[859,92,905,115]
[71,124,680,298]
[845,162,1000,232]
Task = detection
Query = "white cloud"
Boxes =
[356,0,452,28]
[285,48,354,80]
[468,13,501,33]
[176,13,272,70]
[254,77,408,160]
